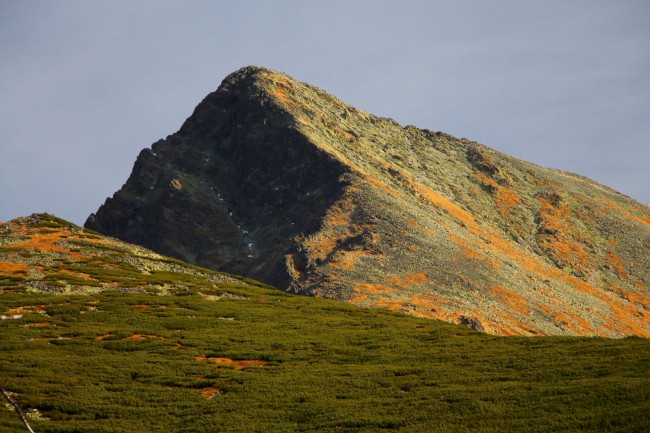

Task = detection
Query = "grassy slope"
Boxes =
[1,285,649,432]
[1,214,649,432]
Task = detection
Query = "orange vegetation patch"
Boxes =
[304,190,381,270]
[539,277,650,337]
[10,230,70,253]
[133,304,151,313]
[448,234,500,269]
[535,192,591,273]
[196,356,268,370]
[542,236,589,271]
[476,173,523,217]
[330,251,361,271]
[4,305,49,315]
[59,268,93,280]
[479,318,534,336]
[606,247,628,279]
[387,276,411,289]
[329,249,383,271]
[199,387,222,399]
[609,287,650,310]
[598,199,650,226]
[386,273,430,289]
[0,262,29,275]
[405,173,478,229]
[373,292,454,322]
[364,174,406,198]
[305,194,356,262]
[96,333,114,340]
[553,310,595,334]
[404,273,429,285]
[4,227,88,261]
[126,334,164,341]
[495,187,523,217]
[351,283,393,303]
[272,79,305,112]
[488,285,530,316]
[21,322,51,327]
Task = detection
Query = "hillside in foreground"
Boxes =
[86,66,650,337]
[1,214,650,432]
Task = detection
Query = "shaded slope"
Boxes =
[86,66,650,337]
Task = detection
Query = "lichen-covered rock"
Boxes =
[86,66,650,337]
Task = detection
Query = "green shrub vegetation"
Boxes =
[1,282,649,433]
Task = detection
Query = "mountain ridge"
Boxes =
[86,66,650,337]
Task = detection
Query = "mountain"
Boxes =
[85,66,650,337]
[2,214,650,432]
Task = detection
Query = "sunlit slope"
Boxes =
[0,213,261,295]
[86,66,650,336]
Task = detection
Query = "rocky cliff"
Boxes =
[86,66,650,337]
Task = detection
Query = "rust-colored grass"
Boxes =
[404,273,429,285]
[305,194,356,262]
[351,283,393,304]
[387,276,411,289]
[599,199,650,226]
[59,268,94,280]
[535,193,591,272]
[96,333,114,340]
[4,305,49,315]
[606,249,628,279]
[488,285,531,316]
[125,334,164,341]
[448,234,500,269]
[196,356,268,369]
[385,273,430,288]
[0,262,29,275]
[199,387,222,398]
[9,230,70,253]
[476,173,523,217]
[329,250,381,271]
[373,292,454,323]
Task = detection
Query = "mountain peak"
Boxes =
[86,67,650,337]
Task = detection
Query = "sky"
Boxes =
[1,1,649,225]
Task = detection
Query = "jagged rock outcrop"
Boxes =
[86,66,650,337]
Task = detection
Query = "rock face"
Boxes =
[86,66,650,337]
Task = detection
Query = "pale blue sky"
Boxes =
[1,0,648,224]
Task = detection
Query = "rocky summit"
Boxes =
[86,66,650,337]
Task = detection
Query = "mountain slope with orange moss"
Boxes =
[0,214,257,295]
[86,66,650,337]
